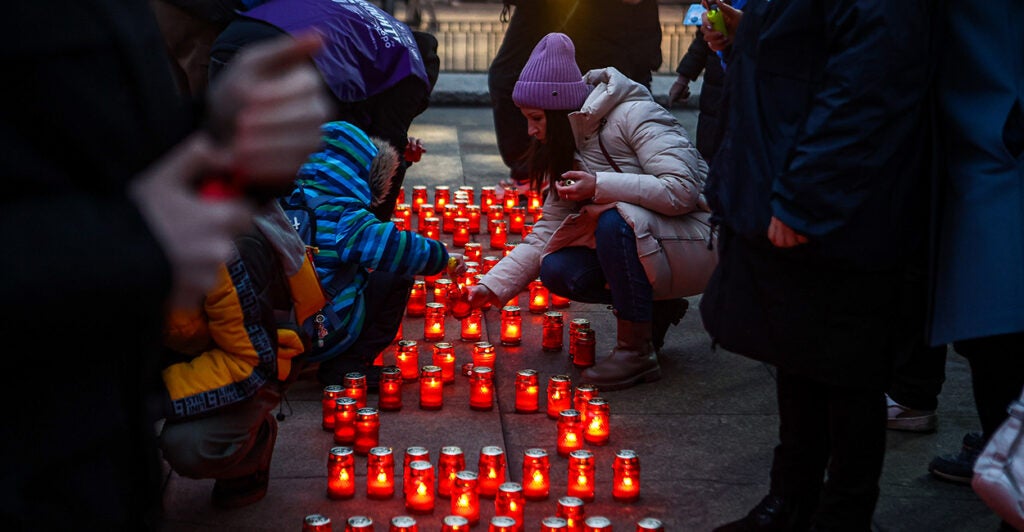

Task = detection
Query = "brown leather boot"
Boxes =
[580,319,661,391]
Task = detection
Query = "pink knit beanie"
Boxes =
[512,33,590,110]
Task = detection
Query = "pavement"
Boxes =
[156,3,1001,531]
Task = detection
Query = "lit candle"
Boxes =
[556,496,586,532]
[403,446,431,489]
[567,449,596,502]
[547,374,573,419]
[333,396,358,445]
[397,186,406,205]
[572,328,596,369]
[343,371,367,408]
[378,365,404,411]
[488,516,517,532]
[529,278,550,313]
[509,206,526,233]
[458,185,475,205]
[396,340,420,382]
[419,365,444,410]
[494,483,525,530]
[477,445,506,498]
[481,255,501,274]
[522,448,551,501]
[526,190,543,214]
[521,222,535,239]
[451,471,480,525]
[326,446,356,499]
[583,397,610,446]
[424,302,446,342]
[551,293,571,308]
[395,203,413,229]
[568,318,590,364]
[411,185,428,213]
[392,216,408,232]
[418,205,436,234]
[433,278,453,305]
[345,516,375,532]
[303,514,332,532]
[438,446,465,499]
[469,366,495,411]
[480,186,497,211]
[514,369,540,414]
[503,242,517,258]
[405,460,436,514]
[321,385,344,431]
[500,305,522,346]
[447,280,472,320]
[557,409,584,458]
[366,446,396,500]
[612,449,641,503]
[443,203,459,234]
[573,384,598,421]
[422,216,441,241]
[434,185,451,213]
[582,516,611,532]
[353,407,380,455]
[441,515,471,532]
[464,242,483,263]
[543,311,564,352]
[489,219,507,250]
[503,186,518,212]
[636,517,665,531]
[466,204,482,234]
[431,342,457,384]
[453,217,470,247]
[407,279,427,317]
[389,515,419,532]
[540,516,569,532]
[472,341,496,369]
[460,308,483,342]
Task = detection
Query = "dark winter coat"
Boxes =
[675,27,726,163]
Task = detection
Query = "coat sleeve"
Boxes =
[675,27,711,81]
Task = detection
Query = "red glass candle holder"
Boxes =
[508,206,526,233]
[407,279,427,317]
[477,445,506,498]
[353,407,381,455]
[472,341,496,369]
[392,216,408,232]
[466,205,482,234]
[443,204,459,234]
[419,365,444,410]
[438,445,465,499]
[455,197,469,218]
[447,281,472,320]
[396,340,420,382]
[636,517,665,531]
[322,384,344,431]
[542,311,564,352]
[522,448,551,501]
[488,516,517,532]
[346,516,375,532]
[500,305,522,346]
[303,514,332,532]
[481,255,501,274]
[557,496,586,532]
[390,515,419,532]
[494,482,525,529]
[424,302,446,342]
[481,186,498,211]
[489,219,507,250]
[521,222,535,239]
[422,216,441,241]
[418,205,436,234]
[343,371,367,408]
[378,365,403,411]
[395,203,412,228]
[547,374,573,419]
[327,446,356,500]
[433,278,453,304]
[451,471,480,525]
[434,185,451,213]
[403,446,431,489]
[557,409,584,458]
[458,185,475,205]
[411,185,428,213]
[572,328,596,369]
[469,366,495,411]
[460,309,484,342]
[583,397,610,446]
[526,189,542,212]
[502,187,518,212]
[567,449,596,502]
[405,460,436,514]
[453,217,471,247]
[441,515,471,531]
[514,369,540,414]
[431,342,457,384]
[333,396,359,445]
[568,318,590,364]
[367,446,396,500]
[612,449,641,503]
[464,242,483,263]
[583,517,612,532]
[551,293,571,308]
[528,279,550,313]
[574,384,599,421]
[540,517,569,532]
[503,242,517,258]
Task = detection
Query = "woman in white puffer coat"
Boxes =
[467,32,717,390]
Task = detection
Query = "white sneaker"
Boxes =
[886,393,937,433]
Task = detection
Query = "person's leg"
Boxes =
[540,247,612,305]
[956,333,1024,439]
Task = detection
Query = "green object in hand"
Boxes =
[707,6,728,36]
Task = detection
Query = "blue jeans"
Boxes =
[539,210,652,322]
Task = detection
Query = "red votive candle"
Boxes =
[403,446,431,489]
[327,446,355,500]
[378,365,403,411]
[502,186,518,212]
[392,216,408,232]
[321,384,344,431]
[422,216,441,241]
[521,222,535,239]
[508,206,526,233]
[472,341,496,369]
[441,515,471,531]
[500,305,522,346]
[447,281,472,320]
[547,374,573,419]
[494,482,525,530]
[460,309,484,342]
[438,445,465,498]
[540,516,569,532]
[396,339,420,382]
[405,460,436,514]
[407,279,427,317]
[458,185,475,205]
[481,186,497,211]
[390,515,419,532]
[469,366,495,411]
[568,318,590,364]
[353,407,380,455]
[557,496,586,532]
[431,342,457,384]
[433,278,453,304]
[443,203,459,234]
[303,514,332,532]
[489,516,517,532]
[567,450,596,502]
[346,516,375,532]
[453,217,470,247]
[464,242,483,263]
[466,205,482,234]
[528,278,550,313]
[557,409,584,458]
[477,445,506,498]
[543,311,564,352]
[395,202,412,228]
[343,371,367,408]
[489,219,507,250]
[613,449,641,502]
[418,205,436,234]
[333,396,358,445]
[551,293,571,308]
[526,189,542,214]
[424,302,446,342]
[451,471,480,525]
[434,185,451,213]
[419,365,444,410]
[583,397,610,446]
[572,328,596,369]
[482,255,501,274]
[574,384,599,421]
[514,369,540,414]
[503,242,517,258]
[367,446,396,499]
[411,185,428,212]
[583,516,612,532]
[522,447,551,501]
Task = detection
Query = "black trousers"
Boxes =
[771,368,887,531]
[888,263,947,411]
[954,332,1024,440]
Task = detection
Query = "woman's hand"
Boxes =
[556,170,597,202]
[467,284,501,309]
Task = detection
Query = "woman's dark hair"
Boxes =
[521,109,575,194]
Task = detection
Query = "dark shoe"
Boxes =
[651,298,688,352]
[212,414,278,509]
[928,431,983,485]
[714,494,796,532]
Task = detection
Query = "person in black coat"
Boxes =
[668,26,725,164]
